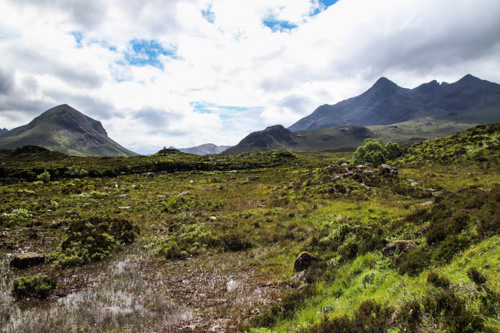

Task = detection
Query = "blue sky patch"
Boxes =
[192,102,262,120]
[70,31,84,48]
[311,0,339,16]
[201,5,215,23]
[263,17,298,33]
[125,39,177,70]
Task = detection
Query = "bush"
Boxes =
[427,271,450,289]
[433,235,470,263]
[64,165,88,178]
[49,217,139,268]
[467,267,487,285]
[398,246,432,276]
[307,300,393,332]
[12,274,56,299]
[352,139,402,165]
[37,170,51,183]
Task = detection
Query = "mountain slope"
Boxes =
[221,120,477,155]
[0,104,137,157]
[0,128,8,136]
[289,74,500,131]
[178,143,231,155]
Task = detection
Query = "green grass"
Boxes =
[1,124,500,331]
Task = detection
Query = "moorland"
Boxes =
[1,123,500,332]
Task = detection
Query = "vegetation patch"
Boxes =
[48,217,139,268]
[12,274,57,299]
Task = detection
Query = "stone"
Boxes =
[379,164,398,175]
[294,252,318,272]
[363,170,375,177]
[10,252,45,268]
[382,240,417,257]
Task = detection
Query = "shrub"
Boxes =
[37,170,51,183]
[12,274,56,299]
[49,217,139,268]
[422,290,484,332]
[398,246,432,276]
[433,235,470,263]
[427,271,450,289]
[307,300,393,332]
[467,267,487,286]
[64,165,88,178]
[352,139,402,165]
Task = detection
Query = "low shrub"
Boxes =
[427,271,450,289]
[49,217,139,268]
[432,235,470,263]
[467,267,487,286]
[12,274,56,299]
[307,300,393,332]
[398,246,432,276]
[64,165,88,178]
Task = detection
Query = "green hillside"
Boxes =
[0,105,137,157]
[1,124,499,332]
[223,120,477,155]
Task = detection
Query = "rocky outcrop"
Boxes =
[379,164,398,175]
[294,252,318,272]
[382,240,417,257]
[10,252,45,268]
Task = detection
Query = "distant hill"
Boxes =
[289,74,500,131]
[220,120,476,155]
[178,143,230,155]
[0,128,8,136]
[0,104,137,157]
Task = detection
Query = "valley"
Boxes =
[1,124,500,332]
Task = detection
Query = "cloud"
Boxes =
[0,0,499,153]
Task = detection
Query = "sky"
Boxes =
[0,0,500,154]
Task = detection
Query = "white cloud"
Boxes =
[0,0,499,154]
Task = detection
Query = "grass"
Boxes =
[1,124,500,331]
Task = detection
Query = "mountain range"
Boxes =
[223,74,500,154]
[177,143,230,155]
[1,74,499,157]
[0,128,8,136]
[0,104,137,157]
[289,74,500,131]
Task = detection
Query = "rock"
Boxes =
[363,170,375,177]
[291,270,306,281]
[382,240,417,257]
[10,252,45,268]
[119,194,129,198]
[294,252,318,272]
[178,191,191,196]
[379,164,398,175]
[420,201,433,206]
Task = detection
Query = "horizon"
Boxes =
[1,0,500,154]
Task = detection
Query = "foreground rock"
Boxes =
[10,252,45,268]
[294,252,318,272]
[382,240,417,257]
[379,164,398,175]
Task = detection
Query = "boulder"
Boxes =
[379,164,398,175]
[294,252,318,272]
[10,252,45,268]
[382,240,417,257]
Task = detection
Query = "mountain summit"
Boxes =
[0,104,137,157]
[289,75,500,131]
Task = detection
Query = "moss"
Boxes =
[12,274,56,299]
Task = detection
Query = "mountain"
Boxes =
[0,104,137,157]
[221,120,476,155]
[289,74,500,131]
[178,143,231,155]
[0,128,8,136]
